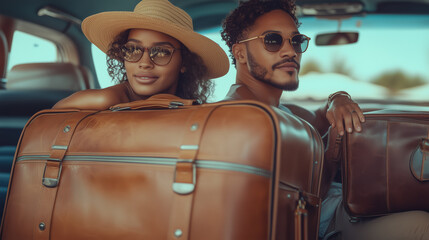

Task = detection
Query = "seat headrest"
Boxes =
[6,62,90,91]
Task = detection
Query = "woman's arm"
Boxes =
[53,84,127,110]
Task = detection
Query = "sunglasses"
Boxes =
[238,32,311,53]
[121,42,180,66]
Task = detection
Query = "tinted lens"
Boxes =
[291,35,309,53]
[263,33,283,52]
[149,46,174,66]
[121,44,143,62]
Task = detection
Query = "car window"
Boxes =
[92,45,112,89]
[7,31,57,72]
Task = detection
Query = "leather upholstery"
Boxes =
[6,62,93,91]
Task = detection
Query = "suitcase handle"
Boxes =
[109,94,196,111]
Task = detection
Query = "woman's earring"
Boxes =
[180,67,186,73]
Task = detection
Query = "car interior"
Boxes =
[1,0,429,238]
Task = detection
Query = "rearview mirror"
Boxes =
[297,2,364,16]
[315,32,359,46]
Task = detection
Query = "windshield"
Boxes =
[200,14,429,106]
[94,14,429,106]
[295,15,429,102]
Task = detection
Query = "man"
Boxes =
[221,1,429,240]
[221,1,363,137]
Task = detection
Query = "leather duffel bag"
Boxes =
[339,110,429,218]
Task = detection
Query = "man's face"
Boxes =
[243,10,302,91]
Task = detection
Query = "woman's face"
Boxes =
[124,29,183,98]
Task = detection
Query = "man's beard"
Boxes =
[247,47,299,91]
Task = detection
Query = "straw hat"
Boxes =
[82,0,229,79]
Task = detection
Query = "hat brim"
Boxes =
[82,12,229,79]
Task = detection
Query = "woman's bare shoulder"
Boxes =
[52,84,129,110]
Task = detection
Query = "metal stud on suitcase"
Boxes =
[1,94,324,240]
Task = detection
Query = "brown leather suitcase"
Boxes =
[341,110,429,218]
[1,94,323,240]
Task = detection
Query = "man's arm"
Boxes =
[286,92,365,200]
[286,91,365,137]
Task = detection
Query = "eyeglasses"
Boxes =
[121,43,180,66]
[238,32,311,53]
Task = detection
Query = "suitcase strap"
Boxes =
[168,106,218,240]
[43,111,96,186]
[35,111,96,240]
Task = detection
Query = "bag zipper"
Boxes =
[16,155,272,178]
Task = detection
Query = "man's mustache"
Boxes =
[272,58,300,70]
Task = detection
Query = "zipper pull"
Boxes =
[295,198,308,240]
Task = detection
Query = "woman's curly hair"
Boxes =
[221,0,300,66]
[106,30,212,103]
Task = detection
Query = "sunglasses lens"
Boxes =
[263,33,283,52]
[121,44,143,62]
[291,35,309,53]
[150,46,175,66]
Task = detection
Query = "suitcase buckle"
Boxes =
[110,106,131,112]
[42,161,63,188]
[169,101,185,108]
[172,161,196,195]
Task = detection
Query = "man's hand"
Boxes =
[326,94,365,136]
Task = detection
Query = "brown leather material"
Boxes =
[294,200,309,240]
[169,192,194,239]
[324,128,343,164]
[277,184,321,240]
[39,111,96,240]
[410,138,429,182]
[342,110,429,218]
[321,127,343,199]
[110,94,196,111]
[1,97,323,240]
[168,105,217,240]
[6,62,89,91]
[226,85,323,240]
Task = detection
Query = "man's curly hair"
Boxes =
[105,30,212,103]
[221,0,299,66]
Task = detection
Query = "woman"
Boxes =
[53,0,229,109]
